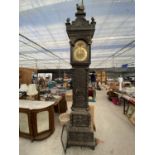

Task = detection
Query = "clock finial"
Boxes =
[76,0,85,11]
[82,0,84,6]
[81,0,84,8]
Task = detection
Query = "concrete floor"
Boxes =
[19,88,135,155]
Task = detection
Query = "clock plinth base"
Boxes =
[67,126,96,150]
[67,110,96,150]
[70,110,91,127]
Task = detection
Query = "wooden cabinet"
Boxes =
[54,95,68,113]
[19,101,55,141]
[19,67,36,85]
[19,95,68,141]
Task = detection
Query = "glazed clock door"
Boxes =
[71,40,90,65]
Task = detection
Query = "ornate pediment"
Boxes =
[72,18,89,29]
[66,3,96,38]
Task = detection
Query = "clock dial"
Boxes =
[73,47,87,62]
[73,40,88,62]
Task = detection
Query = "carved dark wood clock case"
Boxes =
[66,3,96,149]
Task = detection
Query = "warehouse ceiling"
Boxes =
[19,0,135,69]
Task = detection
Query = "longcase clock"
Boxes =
[66,2,96,149]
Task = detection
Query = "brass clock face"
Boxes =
[73,40,88,62]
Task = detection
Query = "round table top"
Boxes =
[19,99,57,110]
